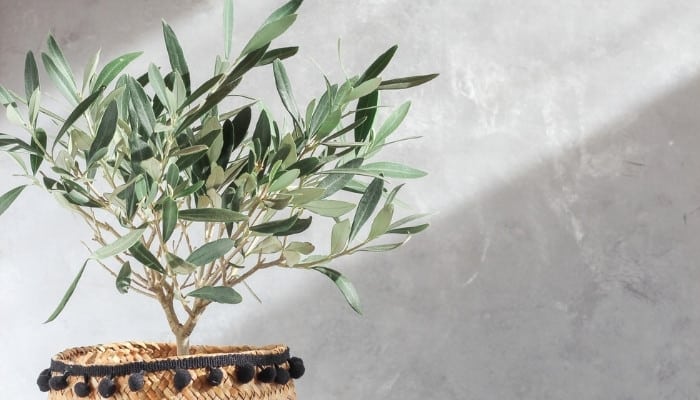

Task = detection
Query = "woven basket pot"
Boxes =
[36,342,305,399]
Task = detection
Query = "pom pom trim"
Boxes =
[37,345,304,394]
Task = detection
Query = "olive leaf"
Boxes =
[116,261,132,294]
[24,51,40,101]
[92,52,143,91]
[349,177,383,240]
[187,239,234,266]
[0,185,27,217]
[313,266,361,314]
[90,228,147,260]
[45,260,88,323]
[162,197,178,242]
[187,286,242,304]
[179,208,247,222]
[162,21,190,93]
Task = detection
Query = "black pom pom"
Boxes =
[173,369,192,392]
[49,374,69,391]
[235,364,255,384]
[287,357,305,379]
[74,380,91,398]
[207,368,224,386]
[37,369,51,392]
[274,366,290,385]
[128,371,145,391]
[257,366,276,383]
[98,376,117,398]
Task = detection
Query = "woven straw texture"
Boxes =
[46,342,296,400]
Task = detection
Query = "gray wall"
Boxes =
[2,1,700,399]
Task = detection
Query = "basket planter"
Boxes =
[36,342,305,399]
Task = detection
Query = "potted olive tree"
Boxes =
[0,0,436,398]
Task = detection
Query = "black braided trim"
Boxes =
[50,348,290,377]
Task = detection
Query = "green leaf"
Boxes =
[28,89,41,128]
[275,216,311,236]
[344,77,380,103]
[5,101,27,127]
[357,45,398,86]
[224,0,234,59]
[127,77,156,135]
[350,177,383,240]
[304,200,355,218]
[387,224,429,235]
[0,186,27,217]
[269,169,299,192]
[318,158,364,198]
[130,138,154,162]
[129,241,166,273]
[330,219,351,254]
[174,144,209,157]
[90,228,146,260]
[374,101,411,144]
[289,187,325,204]
[47,35,76,88]
[82,49,101,93]
[45,260,87,323]
[53,87,104,151]
[187,286,242,304]
[360,241,408,252]
[264,0,303,24]
[116,261,132,294]
[162,197,178,242]
[30,129,47,175]
[179,208,247,222]
[148,63,172,112]
[252,111,272,159]
[316,109,342,139]
[88,101,118,166]
[92,52,143,91]
[384,183,403,206]
[378,73,439,90]
[251,236,283,254]
[241,14,297,57]
[173,181,205,199]
[322,117,367,143]
[308,89,332,137]
[312,266,361,314]
[0,133,31,150]
[175,70,243,135]
[24,51,40,101]
[354,90,378,144]
[288,157,320,176]
[162,21,191,93]
[273,59,300,123]
[250,215,298,234]
[166,164,180,188]
[388,213,430,230]
[368,203,393,240]
[179,74,223,112]
[316,168,385,179]
[166,252,197,274]
[187,238,235,266]
[41,52,79,104]
[287,241,315,255]
[256,47,299,66]
[361,162,427,179]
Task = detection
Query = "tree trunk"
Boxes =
[175,332,190,355]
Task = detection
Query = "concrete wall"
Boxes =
[2,1,700,398]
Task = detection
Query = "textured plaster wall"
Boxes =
[2,1,700,399]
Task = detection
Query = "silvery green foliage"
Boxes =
[0,0,436,332]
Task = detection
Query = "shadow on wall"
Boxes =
[217,76,700,400]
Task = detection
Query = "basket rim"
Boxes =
[50,342,290,377]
